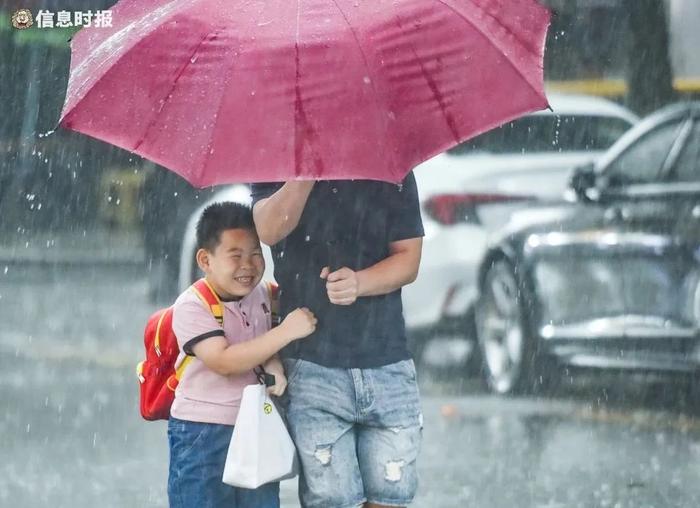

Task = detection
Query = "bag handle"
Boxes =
[254,365,276,387]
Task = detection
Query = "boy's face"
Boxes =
[197,228,265,300]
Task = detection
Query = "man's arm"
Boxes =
[321,237,423,305]
[252,181,315,246]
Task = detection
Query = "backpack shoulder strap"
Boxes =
[190,278,224,326]
[265,281,280,328]
[174,279,223,382]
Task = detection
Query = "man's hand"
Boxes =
[320,266,360,305]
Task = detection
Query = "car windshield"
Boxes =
[447,115,632,155]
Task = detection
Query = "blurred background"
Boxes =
[3,1,700,507]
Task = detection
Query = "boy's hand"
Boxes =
[280,307,317,341]
[320,266,360,305]
[262,356,287,396]
[265,372,288,397]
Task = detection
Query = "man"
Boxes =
[251,176,423,508]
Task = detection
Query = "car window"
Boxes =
[446,115,632,155]
[670,121,700,183]
[604,120,685,187]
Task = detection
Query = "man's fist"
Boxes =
[320,266,359,305]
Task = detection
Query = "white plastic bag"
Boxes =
[222,384,298,489]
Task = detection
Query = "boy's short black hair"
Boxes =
[196,202,256,252]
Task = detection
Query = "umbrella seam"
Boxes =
[390,7,461,148]
[133,28,222,184]
[294,0,303,178]
[294,0,327,179]
[432,0,547,101]
[60,0,195,125]
[198,28,241,187]
[328,0,400,182]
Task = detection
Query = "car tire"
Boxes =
[475,258,556,395]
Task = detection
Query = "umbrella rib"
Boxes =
[432,0,546,101]
[328,0,399,180]
[294,0,302,177]
[133,28,221,155]
[198,28,241,186]
[390,9,461,147]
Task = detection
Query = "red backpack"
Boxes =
[137,278,279,421]
[137,279,223,421]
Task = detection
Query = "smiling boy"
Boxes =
[167,201,316,508]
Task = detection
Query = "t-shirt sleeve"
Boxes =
[172,297,225,356]
[250,182,284,208]
[387,171,425,242]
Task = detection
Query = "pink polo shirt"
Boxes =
[170,281,272,425]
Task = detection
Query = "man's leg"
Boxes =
[284,359,366,508]
[356,360,423,507]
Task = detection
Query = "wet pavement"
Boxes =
[2,264,700,508]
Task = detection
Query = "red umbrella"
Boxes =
[59,0,550,186]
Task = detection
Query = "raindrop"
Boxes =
[305,235,310,242]
[26,424,31,433]
[251,91,256,96]
[3,266,8,274]
[190,55,198,64]
[363,76,371,85]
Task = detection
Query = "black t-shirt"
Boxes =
[251,173,424,368]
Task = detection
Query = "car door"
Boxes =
[596,113,697,368]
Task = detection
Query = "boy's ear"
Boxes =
[195,248,210,272]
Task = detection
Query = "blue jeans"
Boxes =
[167,417,280,508]
[282,358,423,508]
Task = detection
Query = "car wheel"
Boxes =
[475,259,552,395]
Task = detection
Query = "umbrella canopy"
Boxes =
[59,0,550,186]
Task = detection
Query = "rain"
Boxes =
[2,1,700,507]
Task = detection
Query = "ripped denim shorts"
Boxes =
[281,358,423,508]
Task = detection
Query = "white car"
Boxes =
[177,94,638,368]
